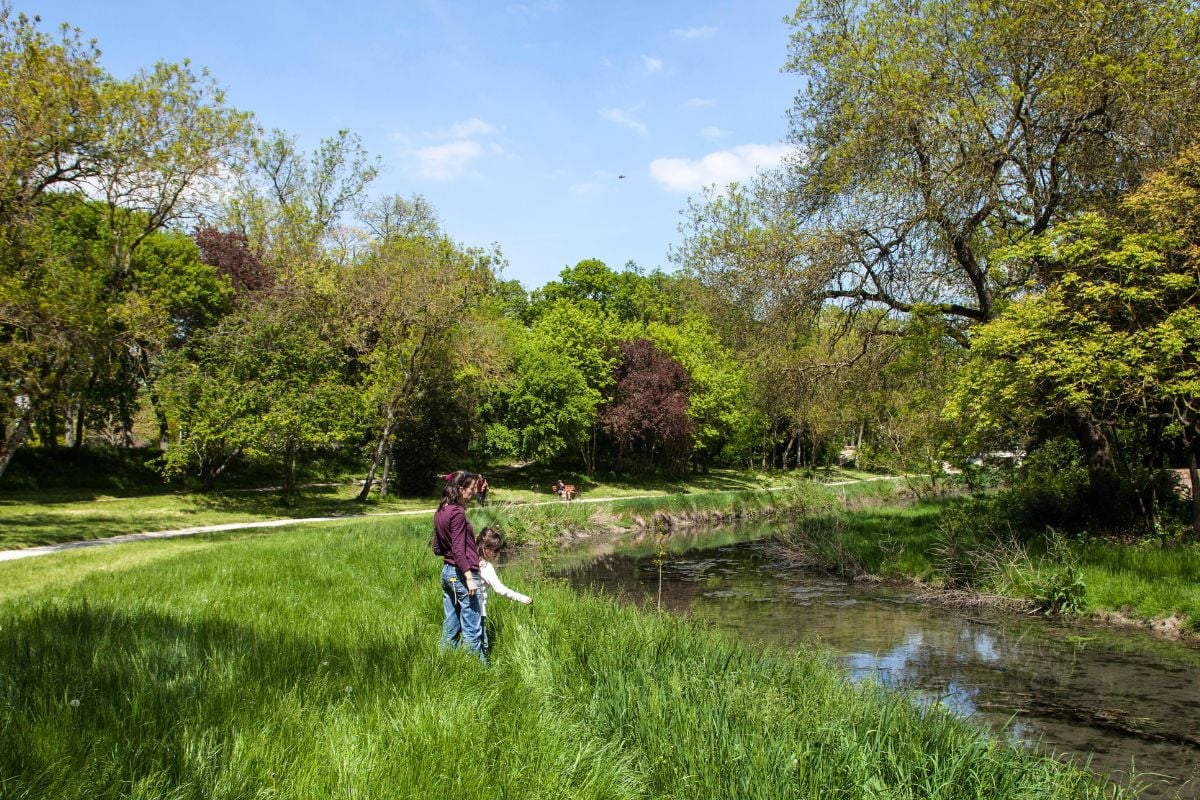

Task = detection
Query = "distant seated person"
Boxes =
[554,479,565,496]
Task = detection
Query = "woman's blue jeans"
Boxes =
[440,564,486,663]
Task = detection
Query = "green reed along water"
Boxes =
[0,516,1126,799]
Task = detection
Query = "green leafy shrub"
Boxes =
[1027,530,1088,615]
[931,497,1002,588]
[0,446,165,492]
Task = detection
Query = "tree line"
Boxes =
[2,2,1198,537]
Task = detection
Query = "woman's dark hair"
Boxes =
[476,526,505,556]
[439,470,478,510]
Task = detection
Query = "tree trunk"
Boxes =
[1065,407,1118,491]
[64,402,77,449]
[281,441,297,504]
[380,445,391,498]
[1190,447,1200,541]
[0,414,33,480]
[783,431,796,471]
[201,446,242,492]
[359,409,396,501]
[70,400,86,454]
[149,387,170,450]
[119,394,135,448]
[36,407,59,449]
[589,422,598,476]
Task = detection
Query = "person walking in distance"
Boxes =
[475,474,489,507]
[432,470,486,663]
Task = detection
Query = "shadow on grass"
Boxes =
[0,514,136,549]
[0,487,176,505]
[0,602,426,794]
[494,464,765,497]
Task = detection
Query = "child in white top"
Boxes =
[475,527,533,654]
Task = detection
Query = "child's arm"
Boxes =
[479,562,532,605]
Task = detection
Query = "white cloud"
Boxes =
[398,117,500,180]
[445,118,497,138]
[683,97,715,109]
[650,144,795,192]
[641,55,664,74]
[701,126,731,140]
[671,25,718,40]
[414,140,485,180]
[601,107,648,135]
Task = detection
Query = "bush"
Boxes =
[997,437,1169,535]
[931,496,1003,588]
[0,446,165,492]
[1020,530,1088,615]
[933,500,1087,614]
[999,439,1093,531]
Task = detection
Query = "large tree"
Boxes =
[677,0,1200,476]
[644,316,756,470]
[949,142,1200,533]
[601,339,692,472]
[0,8,252,477]
[481,302,622,473]
[345,219,500,499]
[160,295,359,497]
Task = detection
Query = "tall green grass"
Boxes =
[1075,538,1200,624]
[0,517,1124,799]
[774,502,946,579]
[774,497,1200,628]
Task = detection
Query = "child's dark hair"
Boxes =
[476,526,505,556]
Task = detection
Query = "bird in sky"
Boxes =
[618,174,626,179]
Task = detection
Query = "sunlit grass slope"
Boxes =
[0,468,842,551]
[777,499,1200,627]
[0,517,1124,799]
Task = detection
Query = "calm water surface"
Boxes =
[556,525,1200,800]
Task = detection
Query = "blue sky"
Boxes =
[34,1,800,289]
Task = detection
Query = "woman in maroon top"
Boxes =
[432,470,485,662]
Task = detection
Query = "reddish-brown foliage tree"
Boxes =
[601,338,692,470]
[194,227,273,296]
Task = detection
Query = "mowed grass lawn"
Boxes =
[0,516,1125,799]
[0,468,810,551]
[0,485,428,550]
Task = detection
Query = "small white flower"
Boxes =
[344,685,352,693]
[69,698,80,707]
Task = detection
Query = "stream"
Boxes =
[555,524,1200,799]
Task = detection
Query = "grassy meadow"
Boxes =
[0,514,1125,800]
[0,484,426,550]
[0,467,818,551]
